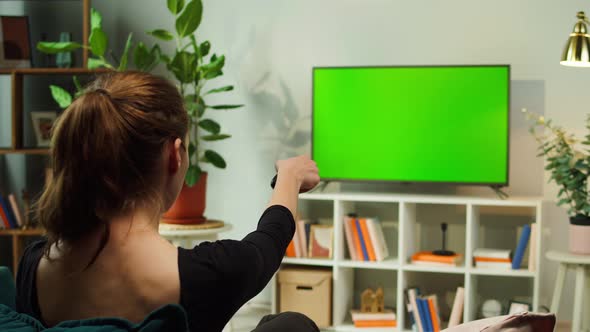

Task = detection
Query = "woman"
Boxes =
[15,71,320,331]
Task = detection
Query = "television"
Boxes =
[312,65,510,185]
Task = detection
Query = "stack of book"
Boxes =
[473,223,537,271]
[350,309,396,328]
[0,194,24,230]
[343,216,389,261]
[285,220,313,258]
[411,251,463,267]
[473,248,512,269]
[406,287,464,332]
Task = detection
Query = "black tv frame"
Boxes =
[311,64,511,187]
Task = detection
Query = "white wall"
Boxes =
[96,0,590,319]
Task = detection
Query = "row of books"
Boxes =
[285,220,313,258]
[411,251,464,266]
[406,287,464,332]
[0,193,24,229]
[343,215,389,261]
[350,309,396,328]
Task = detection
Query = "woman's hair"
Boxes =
[36,71,188,265]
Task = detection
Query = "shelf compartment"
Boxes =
[467,274,534,321]
[333,267,398,329]
[338,258,399,270]
[329,324,400,331]
[400,271,465,331]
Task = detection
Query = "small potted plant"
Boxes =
[524,109,590,254]
[38,1,243,224]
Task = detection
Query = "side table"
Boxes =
[158,220,232,248]
[546,250,590,332]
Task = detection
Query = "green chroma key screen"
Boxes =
[312,65,509,184]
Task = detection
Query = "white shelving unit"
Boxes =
[271,192,544,332]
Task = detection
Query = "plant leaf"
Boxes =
[50,85,72,109]
[147,29,174,41]
[185,164,202,187]
[89,27,108,57]
[37,42,83,54]
[167,0,185,14]
[169,51,197,83]
[91,8,102,30]
[133,42,160,72]
[72,76,84,97]
[188,142,196,159]
[199,41,210,57]
[175,0,203,37]
[208,104,244,110]
[204,150,226,168]
[118,33,133,71]
[88,57,109,69]
[198,119,221,134]
[202,134,231,141]
[201,54,225,79]
[206,85,233,94]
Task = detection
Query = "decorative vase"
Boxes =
[56,32,73,68]
[162,172,207,224]
[569,214,590,254]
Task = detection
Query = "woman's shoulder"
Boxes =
[19,239,47,271]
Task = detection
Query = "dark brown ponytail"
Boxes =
[36,71,188,264]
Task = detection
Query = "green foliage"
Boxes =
[147,29,174,41]
[50,85,73,109]
[524,109,590,217]
[91,8,102,30]
[133,42,160,72]
[206,85,233,94]
[167,0,185,15]
[204,150,226,168]
[118,33,134,71]
[36,42,82,54]
[198,119,221,134]
[89,28,108,57]
[185,165,202,187]
[175,0,203,37]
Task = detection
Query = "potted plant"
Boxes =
[143,0,243,224]
[38,1,242,224]
[524,109,590,254]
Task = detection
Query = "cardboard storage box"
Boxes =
[278,268,332,328]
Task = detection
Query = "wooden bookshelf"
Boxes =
[0,68,109,75]
[0,228,45,276]
[0,149,50,155]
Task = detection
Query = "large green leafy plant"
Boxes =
[524,109,590,217]
[142,0,243,186]
[38,1,243,187]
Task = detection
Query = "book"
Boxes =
[448,287,464,328]
[343,216,358,260]
[427,296,441,332]
[512,224,531,269]
[411,251,463,266]
[419,298,433,332]
[474,257,511,263]
[297,220,308,257]
[366,218,389,261]
[350,309,396,321]
[353,320,396,327]
[359,218,376,261]
[285,240,296,257]
[0,196,16,229]
[8,194,23,227]
[350,218,364,261]
[355,218,370,261]
[474,261,512,269]
[528,223,537,272]
[0,204,9,229]
[408,288,424,332]
[293,226,302,258]
[473,248,512,260]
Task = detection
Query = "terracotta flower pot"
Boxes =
[569,214,590,254]
[162,173,207,224]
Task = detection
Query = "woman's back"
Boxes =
[35,220,179,326]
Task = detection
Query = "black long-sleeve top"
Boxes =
[15,205,295,332]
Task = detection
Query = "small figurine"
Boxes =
[360,287,386,313]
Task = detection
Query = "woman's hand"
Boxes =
[275,155,320,193]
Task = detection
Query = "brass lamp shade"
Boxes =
[561,12,590,67]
